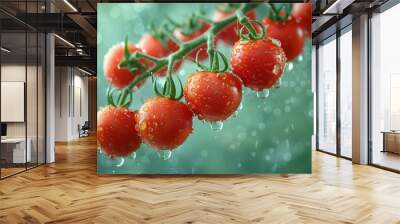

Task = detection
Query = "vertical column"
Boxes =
[46,1,55,163]
[352,14,369,164]
[312,45,317,150]
[336,29,341,156]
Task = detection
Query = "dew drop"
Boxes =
[286,62,294,71]
[210,121,223,131]
[258,123,266,130]
[233,110,239,118]
[111,157,125,167]
[272,64,281,75]
[237,102,243,111]
[274,79,282,89]
[283,152,292,162]
[158,150,172,160]
[98,148,103,155]
[256,89,270,99]
[297,54,304,62]
[271,38,281,47]
[128,152,137,160]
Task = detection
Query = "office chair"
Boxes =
[78,121,90,138]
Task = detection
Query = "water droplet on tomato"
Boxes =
[274,79,282,88]
[210,121,223,131]
[111,157,125,167]
[158,150,172,160]
[233,110,239,118]
[271,38,281,47]
[286,62,294,71]
[98,147,103,155]
[128,152,136,160]
[272,64,281,75]
[256,89,270,99]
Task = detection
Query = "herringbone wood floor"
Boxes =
[1,136,400,224]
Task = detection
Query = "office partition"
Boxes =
[0,0,47,179]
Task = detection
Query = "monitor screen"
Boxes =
[1,123,7,137]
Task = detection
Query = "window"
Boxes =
[317,36,337,154]
[339,27,352,158]
[371,3,400,171]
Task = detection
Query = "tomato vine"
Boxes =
[99,2,312,159]
[113,3,260,107]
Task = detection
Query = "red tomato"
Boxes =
[292,3,312,38]
[213,9,256,45]
[103,42,148,89]
[138,34,182,77]
[230,37,287,91]
[97,106,141,157]
[262,17,305,61]
[167,39,179,53]
[173,23,210,61]
[184,71,242,122]
[138,97,193,150]
[138,33,169,58]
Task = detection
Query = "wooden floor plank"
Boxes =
[0,135,400,223]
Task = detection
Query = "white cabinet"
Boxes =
[1,138,32,163]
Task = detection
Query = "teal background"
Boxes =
[97,3,313,174]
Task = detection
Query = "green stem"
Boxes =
[166,56,174,78]
[270,4,280,21]
[132,51,162,63]
[196,14,214,24]
[207,33,214,70]
[116,3,260,106]
[162,24,183,46]
[236,11,258,36]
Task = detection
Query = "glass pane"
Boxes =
[371,4,400,171]
[27,31,38,169]
[340,29,352,158]
[1,30,27,177]
[38,32,45,165]
[318,37,337,154]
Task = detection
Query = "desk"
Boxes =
[1,138,31,163]
[382,131,400,154]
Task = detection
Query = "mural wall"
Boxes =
[97,3,313,174]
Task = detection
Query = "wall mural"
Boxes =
[97,3,313,174]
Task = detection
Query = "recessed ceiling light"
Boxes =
[54,34,75,48]
[63,0,78,12]
[1,47,11,53]
[323,0,342,14]
[78,67,92,76]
